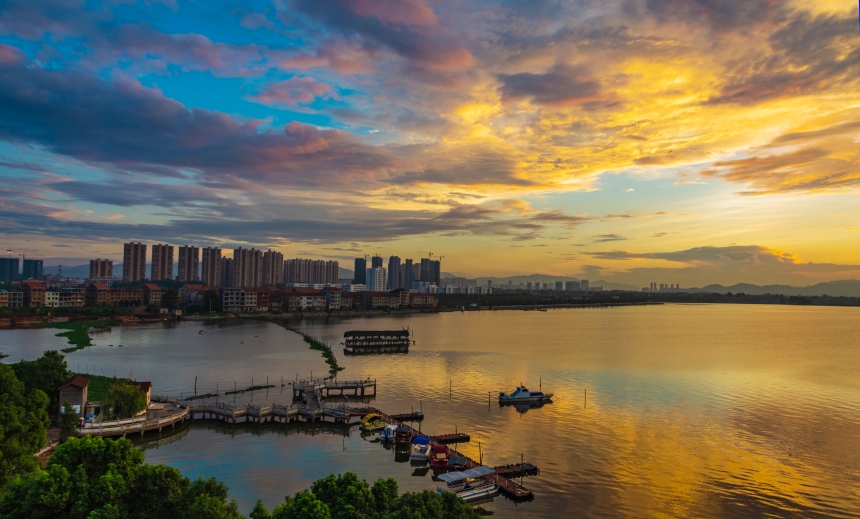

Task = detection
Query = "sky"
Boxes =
[0,0,859,287]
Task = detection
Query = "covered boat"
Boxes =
[409,436,431,462]
[436,466,499,502]
[429,444,449,468]
[359,413,387,432]
[380,424,397,442]
[498,385,552,403]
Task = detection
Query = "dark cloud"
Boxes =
[591,234,628,243]
[585,245,799,264]
[498,64,604,106]
[640,0,782,33]
[0,47,407,189]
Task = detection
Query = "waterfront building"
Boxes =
[177,246,199,282]
[420,258,441,285]
[353,258,367,284]
[4,291,23,307]
[201,247,222,286]
[245,287,270,312]
[0,290,8,307]
[0,257,19,283]
[233,248,263,287]
[178,284,219,308]
[220,287,258,312]
[150,244,174,281]
[283,287,327,311]
[262,250,284,286]
[22,280,46,307]
[142,284,164,307]
[219,257,234,287]
[22,259,43,279]
[362,291,400,309]
[387,256,402,289]
[367,266,387,292]
[58,288,85,307]
[409,293,439,307]
[122,242,147,282]
[57,375,89,417]
[322,286,344,310]
[89,259,113,279]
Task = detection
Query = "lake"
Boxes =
[4,304,860,518]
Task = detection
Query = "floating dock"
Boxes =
[343,329,411,354]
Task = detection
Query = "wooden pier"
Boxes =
[343,330,411,355]
[293,379,377,399]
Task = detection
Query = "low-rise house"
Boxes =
[390,288,411,307]
[45,290,60,307]
[322,286,343,310]
[220,287,258,312]
[267,287,284,312]
[85,282,111,306]
[362,291,400,309]
[22,280,46,307]
[85,283,143,307]
[142,284,163,307]
[245,288,270,312]
[58,374,89,417]
[133,381,152,409]
[0,290,8,307]
[179,284,219,308]
[284,287,326,311]
[59,288,85,307]
[409,293,439,308]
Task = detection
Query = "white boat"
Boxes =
[499,385,552,403]
[409,437,431,461]
[436,466,499,502]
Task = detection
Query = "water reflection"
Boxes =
[8,305,860,517]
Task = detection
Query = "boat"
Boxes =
[198,330,205,334]
[436,466,499,502]
[394,426,414,447]
[380,424,397,442]
[498,385,552,404]
[359,413,387,432]
[410,436,431,462]
[429,444,449,468]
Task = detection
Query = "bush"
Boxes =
[59,400,79,440]
[105,380,147,419]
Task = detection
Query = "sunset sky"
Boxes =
[1,0,858,286]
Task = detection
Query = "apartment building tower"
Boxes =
[387,256,402,290]
[219,257,234,287]
[201,247,222,286]
[232,248,262,287]
[420,258,441,286]
[89,259,113,279]
[122,242,147,282]
[22,259,43,280]
[284,258,339,284]
[262,250,284,286]
[353,258,367,284]
[150,244,174,281]
[177,246,200,282]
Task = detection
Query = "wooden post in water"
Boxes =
[584,388,587,408]
[449,379,452,399]
[540,377,542,391]
[216,384,218,404]
[195,376,197,396]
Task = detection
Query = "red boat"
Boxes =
[429,444,449,468]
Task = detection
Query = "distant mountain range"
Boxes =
[690,281,860,297]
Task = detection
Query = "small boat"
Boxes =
[380,424,397,442]
[436,466,499,502]
[410,436,431,462]
[394,426,413,448]
[499,385,552,403]
[359,413,387,432]
[198,330,205,334]
[429,444,449,468]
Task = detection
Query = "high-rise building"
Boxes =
[22,259,43,280]
[150,244,174,281]
[565,280,580,291]
[283,259,339,284]
[404,259,414,290]
[420,258,440,285]
[366,266,387,291]
[580,279,589,291]
[122,242,147,282]
[219,257,234,287]
[353,258,367,284]
[177,246,200,282]
[371,255,383,269]
[89,259,113,279]
[555,281,563,291]
[233,248,263,287]
[262,250,284,285]
[387,256,401,289]
[526,282,533,290]
[201,248,222,286]
[0,257,19,283]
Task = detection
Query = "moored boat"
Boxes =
[429,444,449,468]
[359,413,387,432]
[380,424,397,442]
[410,436,431,462]
[498,385,552,404]
[436,466,499,502]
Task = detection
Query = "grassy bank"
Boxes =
[37,322,107,353]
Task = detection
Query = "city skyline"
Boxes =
[1,1,859,288]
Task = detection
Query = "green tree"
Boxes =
[272,491,331,519]
[310,472,375,519]
[250,500,272,519]
[104,380,147,419]
[371,478,398,513]
[0,363,49,488]
[59,400,79,441]
[11,350,72,414]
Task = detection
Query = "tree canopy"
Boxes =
[0,363,49,488]
[104,381,147,419]
[10,350,72,414]
[0,436,243,519]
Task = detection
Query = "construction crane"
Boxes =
[417,251,434,259]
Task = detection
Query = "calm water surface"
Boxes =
[5,305,860,518]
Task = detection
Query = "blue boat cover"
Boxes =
[411,436,431,445]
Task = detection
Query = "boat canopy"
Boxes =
[360,413,382,424]
[411,436,431,445]
[437,466,496,483]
